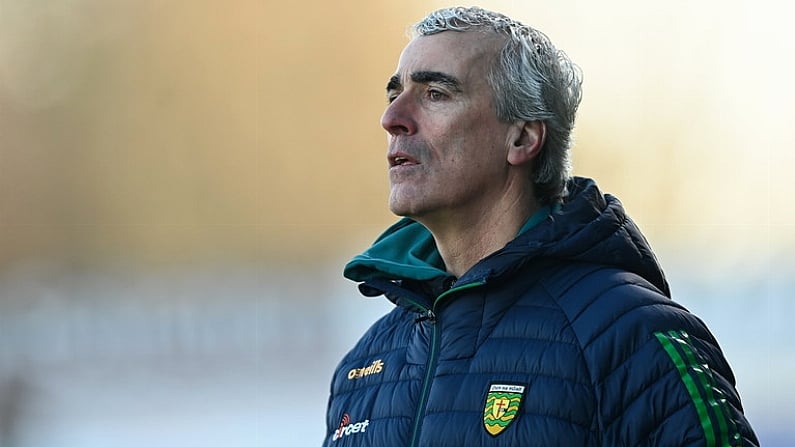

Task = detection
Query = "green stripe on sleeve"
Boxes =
[655,331,717,447]
[655,330,743,447]
[668,331,739,446]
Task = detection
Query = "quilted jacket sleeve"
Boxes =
[568,272,758,446]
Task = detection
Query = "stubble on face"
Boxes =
[387,137,434,217]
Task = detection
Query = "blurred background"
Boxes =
[0,0,792,445]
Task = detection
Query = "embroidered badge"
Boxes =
[483,383,525,436]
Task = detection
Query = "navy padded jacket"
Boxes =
[324,177,757,446]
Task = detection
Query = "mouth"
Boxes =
[388,153,419,168]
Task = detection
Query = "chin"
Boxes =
[388,203,410,218]
[388,196,416,218]
[389,187,433,219]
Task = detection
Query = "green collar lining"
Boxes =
[344,205,555,283]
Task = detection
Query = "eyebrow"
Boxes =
[386,75,402,92]
[386,71,463,93]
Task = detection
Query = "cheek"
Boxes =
[426,107,508,165]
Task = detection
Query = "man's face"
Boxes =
[382,31,516,222]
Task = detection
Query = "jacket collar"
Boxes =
[345,177,670,298]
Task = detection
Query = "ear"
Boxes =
[507,120,546,166]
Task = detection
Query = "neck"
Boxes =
[419,187,539,278]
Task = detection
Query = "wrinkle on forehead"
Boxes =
[394,30,505,84]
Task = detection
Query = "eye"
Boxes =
[386,91,399,104]
[428,89,446,101]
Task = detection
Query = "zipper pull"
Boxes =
[444,276,457,290]
[414,309,436,324]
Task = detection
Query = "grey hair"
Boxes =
[413,7,583,205]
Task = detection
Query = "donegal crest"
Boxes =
[483,383,525,436]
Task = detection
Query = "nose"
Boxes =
[380,93,417,136]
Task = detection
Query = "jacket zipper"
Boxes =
[408,281,484,447]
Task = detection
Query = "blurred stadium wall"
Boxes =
[0,0,792,445]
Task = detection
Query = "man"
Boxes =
[324,6,757,446]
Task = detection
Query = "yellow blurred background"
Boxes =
[2,0,793,268]
[0,0,792,445]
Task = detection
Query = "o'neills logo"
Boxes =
[347,359,384,380]
[333,413,370,441]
